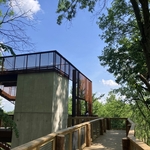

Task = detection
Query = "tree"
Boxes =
[56,1,150,142]
[102,92,132,129]
[92,93,104,115]
[97,0,150,128]
[56,0,150,114]
[0,101,18,137]
[0,0,40,139]
[56,0,150,92]
[102,92,132,118]
[0,0,40,54]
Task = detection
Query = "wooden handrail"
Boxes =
[11,117,150,150]
[11,133,57,150]
[122,118,150,150]
[11,117,105,150]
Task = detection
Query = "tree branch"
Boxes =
[130,0,146,40]
[137,74,150,91]
[135,100,150,124]
[139,0,149,25]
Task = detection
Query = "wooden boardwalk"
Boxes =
[84,130,126,150]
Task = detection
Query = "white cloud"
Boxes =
[101,79,119,86]
[10,0,41,19]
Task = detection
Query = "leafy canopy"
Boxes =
[56,0,106,24]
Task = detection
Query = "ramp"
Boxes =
[0,89,15,101]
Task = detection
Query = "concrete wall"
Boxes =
[11,72,69,148]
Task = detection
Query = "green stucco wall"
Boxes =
[11,72,69,148]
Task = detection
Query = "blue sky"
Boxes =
[1,0,119,111]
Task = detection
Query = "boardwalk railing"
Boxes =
[3,117,150,150]
[122,119,150,150]
[105,117,127,130]
[11,117,105,150]
[67,116,99,127]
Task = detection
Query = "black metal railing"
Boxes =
[0,51,90,81]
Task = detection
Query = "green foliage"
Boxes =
[0,108,19,138]
[8,10,14,17]
[68,93,104,116]
[97,1,150,143]
[57,0,150,143]
[0,0,15,24]
[68,96,72,115]
[92,93,104,115]
[0,43,15,56]
[0,99,17,137]
[131,102,150,145]
[56,0,98,24]
[68,92,132,118]
[100,92,132,118]
[0,1,16,54]
[0,0,6,4]
[0,0,35,53]
[98,92,133,129]
[98,0,146,86]
[6,110,14,115]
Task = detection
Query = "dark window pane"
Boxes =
[3,57,15,70]
[15,56,26,70]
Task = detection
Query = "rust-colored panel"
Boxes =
[78,72,92,115]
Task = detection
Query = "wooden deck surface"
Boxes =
[84,130,126,150]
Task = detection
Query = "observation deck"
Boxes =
[0,50,91,86]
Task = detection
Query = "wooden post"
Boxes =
[106,118,111,130]
[78,127,81,149]
[126,119,128,136]
[91,123,93,141]
[103,119,106,132]
[69,132,72,150]
[100,120,103,135]
[56,135,65,150]
[122,137,130,150]
[126,119,131,136]
[86,124,91,147]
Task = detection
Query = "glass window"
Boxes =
[27,54,40,69]
[15,56,26,70]
[40,52,53,68]
[55,54,61,70]
[3,57,15,70]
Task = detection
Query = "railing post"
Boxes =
[122,137,130,150]
[86,123,91,147]
[106,118,111,130]
[56,135,65,150]
[126,119,131,136]
[78,127,81,149]
[100,119,104,135]
[103,118,106,132]
[69,132,72,150]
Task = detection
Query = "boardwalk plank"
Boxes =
[83,130,126,150]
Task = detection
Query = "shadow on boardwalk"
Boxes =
[84,130,126,150]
